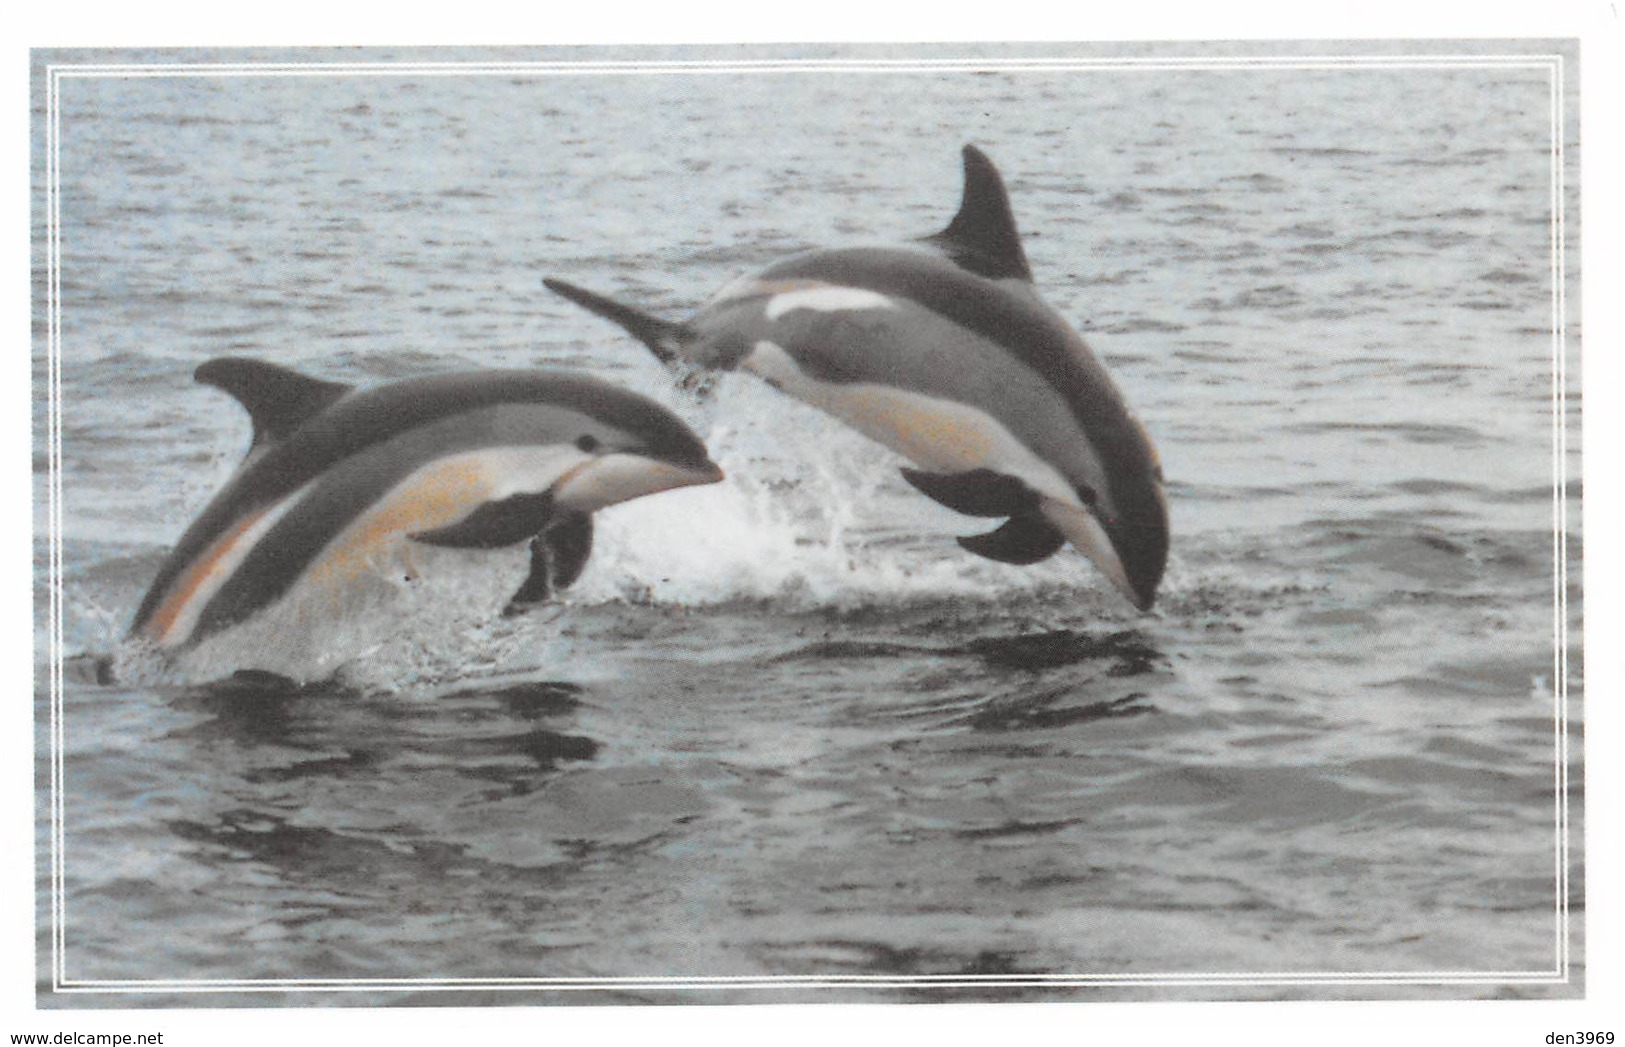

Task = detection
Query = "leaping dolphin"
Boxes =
[130,359,724,649]
[544,144,1169,609]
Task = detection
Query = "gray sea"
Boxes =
[31,41,1582,1008]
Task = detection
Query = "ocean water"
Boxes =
[32,42,1581,1005]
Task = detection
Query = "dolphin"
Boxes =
[543,144,1169,609]
[129,358,724,649]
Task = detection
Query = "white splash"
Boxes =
[571,374,1097,610]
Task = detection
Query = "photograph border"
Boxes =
[36,43,1578,999]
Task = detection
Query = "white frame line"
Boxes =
[39,47,1576,997]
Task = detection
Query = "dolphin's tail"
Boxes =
[544,278,689,366]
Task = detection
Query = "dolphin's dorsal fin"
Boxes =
[194,357,352,453]
[921,144,1033,282]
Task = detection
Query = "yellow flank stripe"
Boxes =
[849,389,997,470]
[144,506,269,645]
[303,459,494,590]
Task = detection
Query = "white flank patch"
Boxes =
[707,272,771,307]
[763,285,895,321]
[463,445,592,503]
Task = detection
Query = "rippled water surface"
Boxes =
[33,42,1581,1005]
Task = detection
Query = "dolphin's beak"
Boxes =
[1104,483,1170,612]
[1043,481,1168,612]
[551,452,724,515]
[1107,517,1168,613]
[1089,415,1170,612]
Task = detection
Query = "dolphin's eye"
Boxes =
[575,434,600,452]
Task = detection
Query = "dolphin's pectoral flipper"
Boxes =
[502,541,553,616]
[194,357,352,454]
[410,492,557,550]
[543,278,690,366]
[957,512,1066,566]
[900,467,1038,518]
[539,511,594,591]
[503,512,594,615]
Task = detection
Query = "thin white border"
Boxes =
[1548,54,1572,984]
[46,53,69,997]
[47,55,1562,78]
[39,47,1577,998]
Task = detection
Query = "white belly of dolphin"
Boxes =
[742,338,1081,508]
